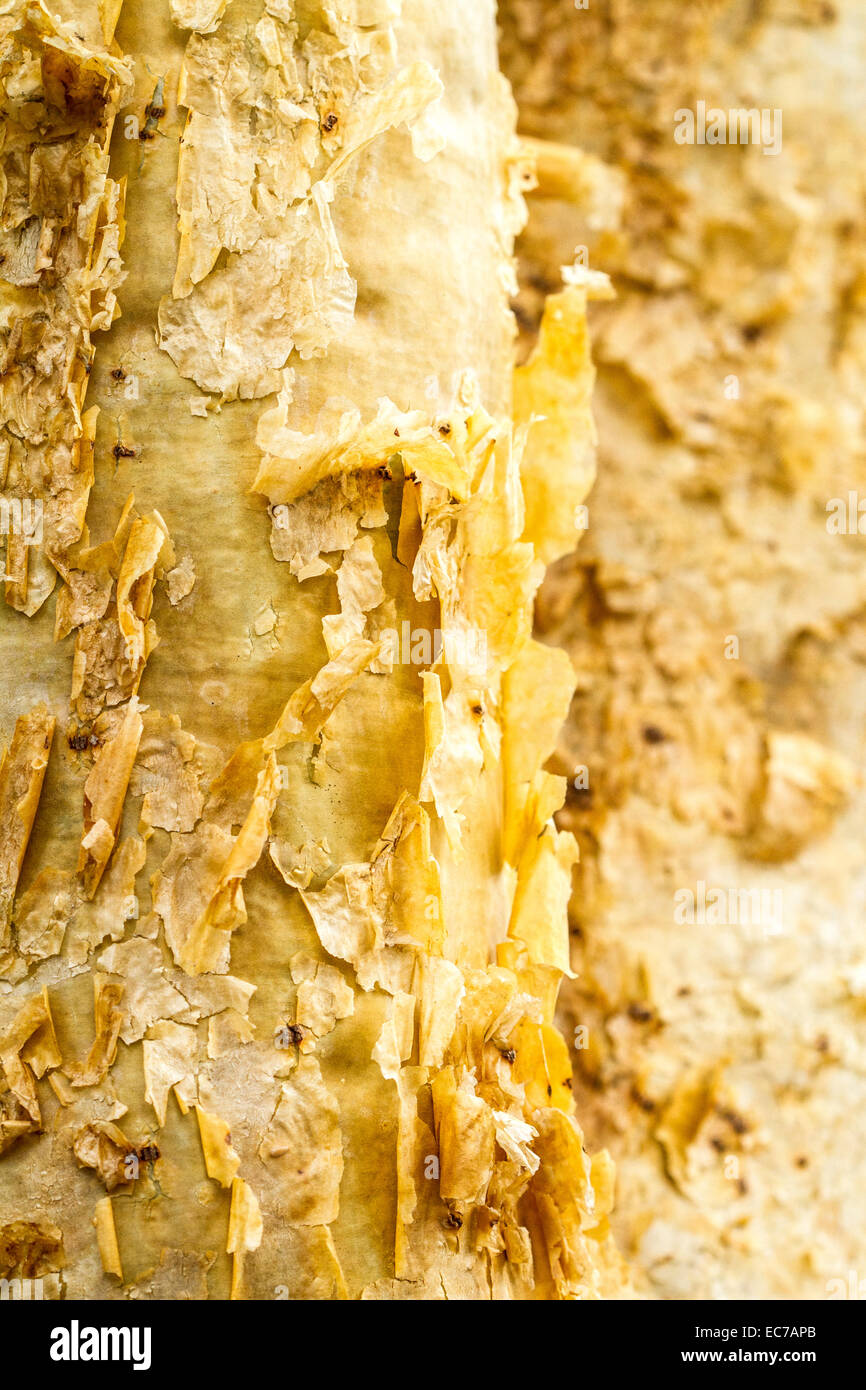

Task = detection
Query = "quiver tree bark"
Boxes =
[0,0,625,1299]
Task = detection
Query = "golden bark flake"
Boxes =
[165,553,196,604]
[72,1119,138,1191]
[0,704,54,961]
[65,973,125,1088]
[507,827,577,978]
[170,0,228,34]
[152,741,281,975]
[77,694,143,898]
[254,394,472,508]
[130,707,222,835]
[281,1225,349,1300]
[142,1020,197,1124]
[322,534,384,659]
[196,1103,241,1187]
[97,935,191,1042]
[298,792,446,993]
[514,280,611,567]
[371,988,414,1080]
[377,792,445,954]
[527,1108,611,1300]
[116,512,173,669]
[419,671,484,849]
[227,1177,263,1299]
[510,1017,573,1114]
[502,639,574,863]
[66,834,145,964]
[0,986,61,1152]
[258,1055,343,1225]
[431,1067,496,1205]
[267,469,387,580]
[291,951,354,1049]
[417,955,464,1070]
[92,1194,122,1279]
[269,837,331,889]
[182,753,281,960]
[69,505,175,723]
[54,492,134,642]
[264,639,380,750]
[12,866,76,968]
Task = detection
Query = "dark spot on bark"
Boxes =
[527,269,559,295]
[110,368,125,381]
[627,1002,653,1023]
[444,1210,462,1230]
[112,443,136,459]
[642,724,665,744]
[717,1106,749,1135]
[323,113,338,131]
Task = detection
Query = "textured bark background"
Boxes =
[0,0,625,1301]
[501,0,866,1300]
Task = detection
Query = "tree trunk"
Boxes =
[0,0,623,1300]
